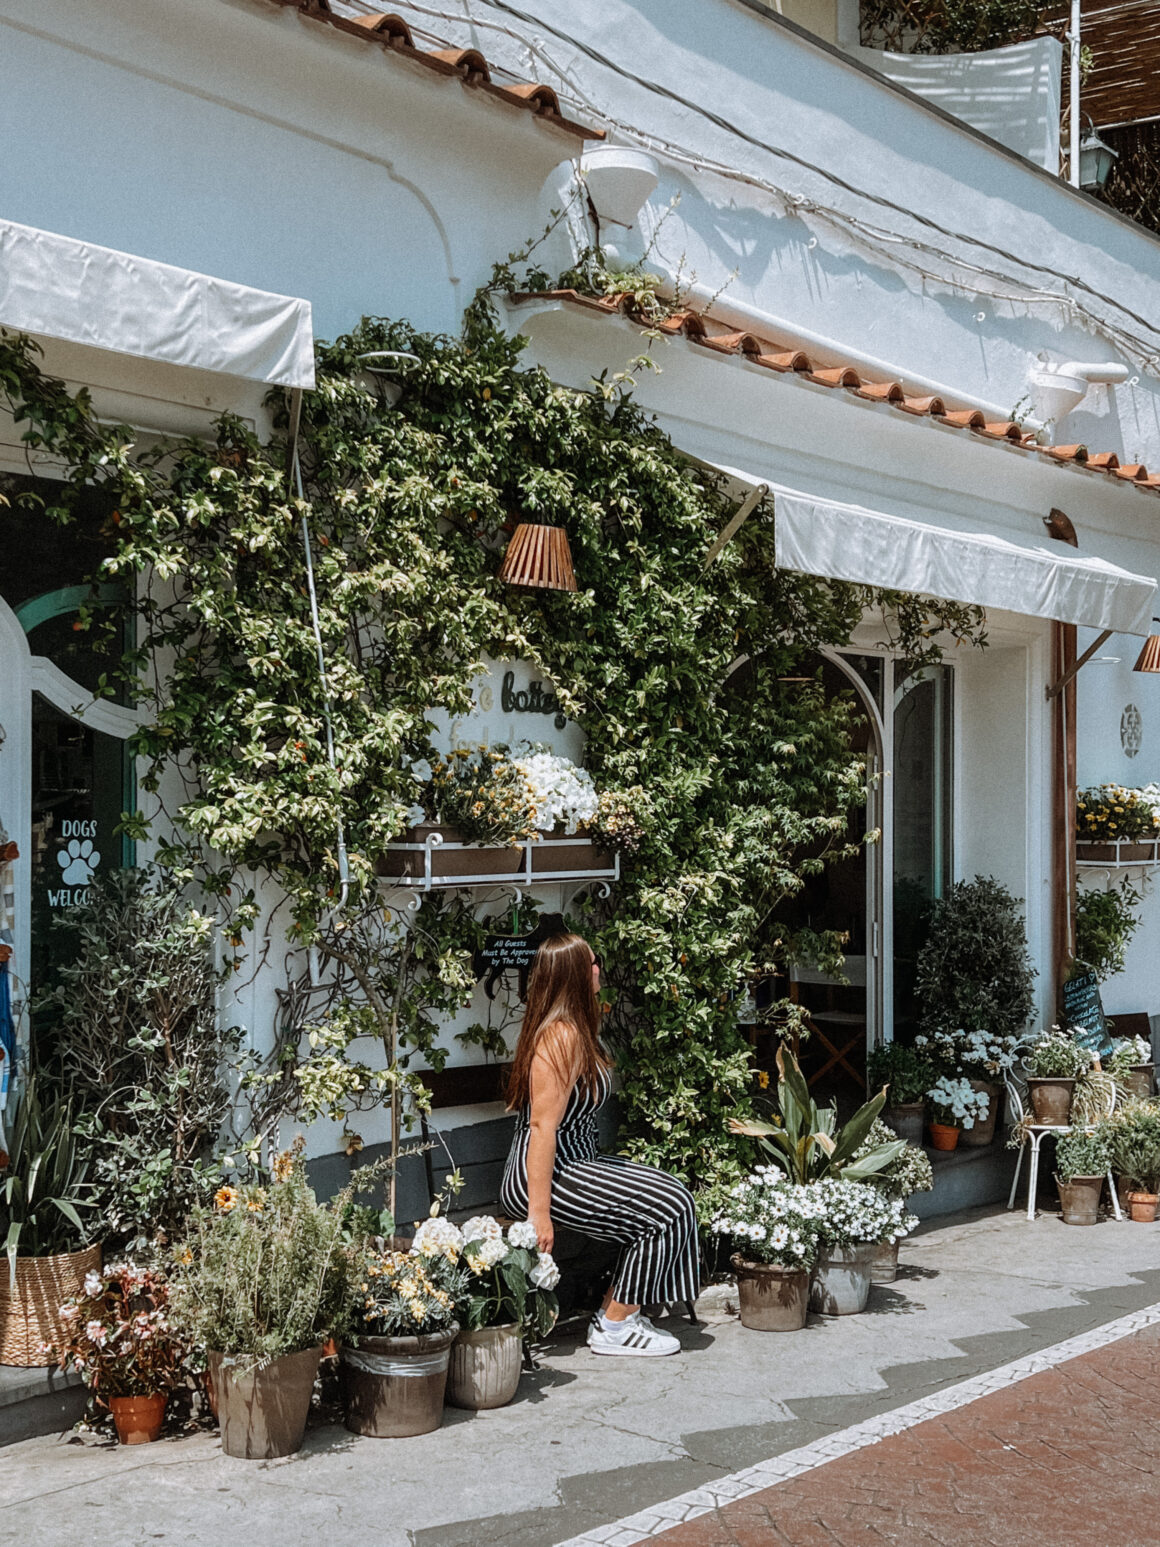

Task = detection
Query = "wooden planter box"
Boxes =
[1076,839,1159,865]
[375,824,618,890]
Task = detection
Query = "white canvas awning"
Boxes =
[0,218,314,388]
[772,487,1156,636]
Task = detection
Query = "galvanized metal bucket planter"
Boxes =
[446,1322,523,1409]
[809,1243,876,1316]
[340,1326,458,1437]
[882,1102,924,1147]
[870,1239,900,1283]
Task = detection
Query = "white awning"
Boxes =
[773,487,1156,636]
[0,218,314,388]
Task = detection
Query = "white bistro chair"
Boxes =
[1005,1066,1122,1223]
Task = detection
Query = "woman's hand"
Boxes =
[531,1211,554,1254]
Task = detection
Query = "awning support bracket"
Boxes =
[704,483,770,566]
[1045,629,1113,700]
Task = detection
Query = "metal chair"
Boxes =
[1005,1065,1122,1223]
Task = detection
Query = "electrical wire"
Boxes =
[346,0,1160,369]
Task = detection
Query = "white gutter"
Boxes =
[646,264,1043,430]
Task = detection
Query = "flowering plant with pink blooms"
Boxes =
[55,1262,186,1401]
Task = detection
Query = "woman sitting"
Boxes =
[500,932,699,1356]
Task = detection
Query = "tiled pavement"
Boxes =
[558,1307,1160,1547]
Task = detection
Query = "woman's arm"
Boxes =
[525,1023,577,1254]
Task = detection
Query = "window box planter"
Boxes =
[1076,839,1159,865]
[375,824,618,890]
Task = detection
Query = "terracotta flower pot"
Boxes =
[109,1392,167,1445]
[883,1103,924,1147]
[810,1244,876,1316]
[961,1080,1000,1147]
[1056,1174,1103,1227]
[340,1326,457,1437]
[928,1121,960,1152]
[870,1239,900,1284]
[208,1346,322,1460]
[446,1323,523,1410]
[1127,1191,1159,1223]
[730,1256,810,1331]
[1027,1078,1075,1126]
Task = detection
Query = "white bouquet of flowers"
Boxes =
[458,1216,560,1338]
[926,1074,992,1130]
[804,1178,919,1251]
[711,1167,826,1269]
[511,747,599,834]
[914,1028,1023,1082]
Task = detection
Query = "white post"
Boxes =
[1069,0,1082,187]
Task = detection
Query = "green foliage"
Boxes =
[860,0,1042,53]
[866,1042,936,1105]
[857,1117,934,1198]
[1101,1102,1160,1193]
[2,1069,93,1280]
[167,1149,363,1363]
[1055,1128,1111,1183]
[1074,881,1143,984]
[730,1047,903,1184]
[37,869,241,1249]
[352,1247,466,1337]
[427,745,537,845]
[1025,1031,1091,1080]
[0,319,986,1190]
[915,876,1036,1041]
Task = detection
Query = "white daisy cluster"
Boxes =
[805,1178,918,1250]
[914,1028,1022,1082]
[512,748,599,833]
[925,1074,992,1129]
[714,1170,918,1264]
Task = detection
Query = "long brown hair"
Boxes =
[505,933,609,1110]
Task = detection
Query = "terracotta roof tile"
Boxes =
[508,289,1156,497]
[267,2,602,141]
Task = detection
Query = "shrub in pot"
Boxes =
[856,1119,933,1280]
[342,1221,466,1437]
[443,1215,559,1409]
[1103,1103,1160,1222]
[914,877,1036,1047]
[925,1076,990,1151]
[1023,1031,1092,1125]
[808,1179,917,1316]
[1054,1130,1110,1227]
[168,1145,362,1459]
[866,1044,935,1145]
[0,1070,98,1367]
[56,1262,185,1443]
[709,1170,824,1331]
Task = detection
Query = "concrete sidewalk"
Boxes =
[5,1207,1160,1547]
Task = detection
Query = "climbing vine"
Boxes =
[1,317,985,1189]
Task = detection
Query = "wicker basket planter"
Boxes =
[375,824,618,890]
[0,1243,102,1367]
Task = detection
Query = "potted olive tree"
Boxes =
[168,1146,362,1459]
[1054,1130,1110,1226]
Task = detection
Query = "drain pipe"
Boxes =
[287,387,350,913]
[643,264,1045,431]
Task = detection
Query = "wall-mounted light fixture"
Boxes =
[1078,127,1119,194]
[498,524,577,592]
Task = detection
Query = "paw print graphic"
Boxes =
[58,838,100,886]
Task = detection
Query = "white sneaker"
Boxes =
[587,1311,680,1357]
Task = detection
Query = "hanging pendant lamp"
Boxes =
[498,523,577,592]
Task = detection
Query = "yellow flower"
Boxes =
[756,1069,770,1090]
[214,1186,238,1212]
[272,1151,294,1183]
[179,1247,193,1265]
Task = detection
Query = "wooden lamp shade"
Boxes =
[498,523,577,592]
[1134,634,1160,673]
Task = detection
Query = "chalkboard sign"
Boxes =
[1061,971,1114,1058]
[477,934,542,973]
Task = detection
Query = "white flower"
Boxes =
[85,1320,107,1347]
[461,1215,503,1244]
[83,1272,103,1298]
[506,1220,538,1250]
[769,1224,789,1250]
[411,1217,465,1258]
[479,1236,508,1269]
[511,749,598,833]
[529,1252,560,1290]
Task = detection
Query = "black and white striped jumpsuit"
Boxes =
[500,1064,700,1308]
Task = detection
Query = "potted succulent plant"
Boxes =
[340,1218,465,1437]
[1103,1104,1160,1222]
[856,1119,934,1281]
[709,1170,825,1331]
[1054,1130,1110,1227]
[168,1146,362,1459]
[867,1043,935,1146]
[808,1179,917,1316]
[55,1262,185,1443]
[445,1215,559,1410]
[1023,1030,1092,1125]
[0,1070,98,1368]
[925,1076,990,1151]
